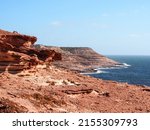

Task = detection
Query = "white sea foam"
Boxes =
[81,62,131,75]
[122,63,131,67]
[81,70,107,75]
[96,70,107,74]
[95,63,131,70]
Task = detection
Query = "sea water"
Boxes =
[89,56,150,86]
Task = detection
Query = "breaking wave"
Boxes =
[81,63,131,75]
[122,63,131,67]
[94,62,131,73]
[80,70,107,75]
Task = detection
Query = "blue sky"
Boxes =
[1,0,150,55]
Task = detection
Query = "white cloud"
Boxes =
[116,12,128,17]
[129,34,140,38]
[50,21,62,27]
[101,13,109,17]
[91,23,110,29]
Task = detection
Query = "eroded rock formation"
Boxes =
[0,29,61,72]
[35,45,121,72]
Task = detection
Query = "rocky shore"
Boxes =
[34,45,121,72]
[0,29,150,113]
[0,66,150,113]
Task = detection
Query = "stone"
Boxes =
[0,29,61,72]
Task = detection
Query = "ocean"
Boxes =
[88,56,150,86]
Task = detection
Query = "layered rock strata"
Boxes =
[0,66,150,113]
[0,29,61,72]
[35,45,121,72]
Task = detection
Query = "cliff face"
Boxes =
[0,29,61,72]
[0,30,150,113]
[35,45,120,72]
[60,47,119,68]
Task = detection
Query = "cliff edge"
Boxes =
[35,45,120,72]
[0,29,61,73]
[0,29,150,113]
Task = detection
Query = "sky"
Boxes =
[1,0,150,55]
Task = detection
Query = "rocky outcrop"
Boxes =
[0,30,150,113]
[0,66,150,113]
[0,29,61,72]
[35,45,120,72]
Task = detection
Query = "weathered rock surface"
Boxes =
[0,66,150,113]
[0,29,61,72]
[35,45,120,72]
[0,29,149,113]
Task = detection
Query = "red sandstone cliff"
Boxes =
[0,29,61,72]
[0,29,150,113]
[35,45,120,72]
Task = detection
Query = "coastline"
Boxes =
[80,62,130,74]
[0,29,150,113]
[0,66,150,113]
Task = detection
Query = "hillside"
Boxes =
[0,29,150,113]
[34,45,121,72]
[0,66,150,113]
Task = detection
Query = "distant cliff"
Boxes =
[34,45,120,72]
[1,31,150,113]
